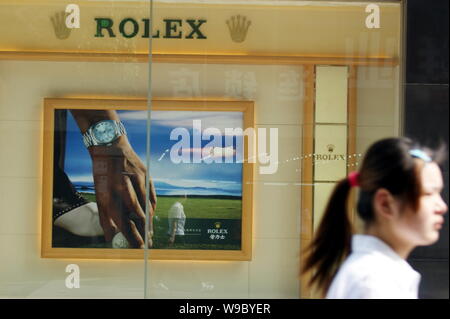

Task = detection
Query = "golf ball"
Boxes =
[112,232,130,249]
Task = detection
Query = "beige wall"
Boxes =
[0,1,401,58]
[311,65,400,236]
[356,66,400,157]
[0,60,303,298]
[0,61,400,298]
[352,65,400,233]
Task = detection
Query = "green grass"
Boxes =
[74,193,242,250]
[155,196,242,219]
[81,193,96,202]
[80,193,242,219]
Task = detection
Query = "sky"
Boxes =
[63,109,244,196]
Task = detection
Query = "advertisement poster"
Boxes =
[42,98,254,260]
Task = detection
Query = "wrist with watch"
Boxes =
[82,120,127,148]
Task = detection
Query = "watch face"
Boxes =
[92,120,117,144]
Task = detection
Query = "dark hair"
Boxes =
[301,137,446,296]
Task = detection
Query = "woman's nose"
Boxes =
[436,195,448,215]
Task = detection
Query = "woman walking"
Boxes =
[301,137,448,298]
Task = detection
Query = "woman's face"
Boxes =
[396,162,448,246]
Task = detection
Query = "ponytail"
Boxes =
[301,178,353,296]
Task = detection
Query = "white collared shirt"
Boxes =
[326,234,421,299]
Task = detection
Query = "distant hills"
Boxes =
[73,179,242,197]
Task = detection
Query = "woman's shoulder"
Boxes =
[341,250,396,278]
[327,251,411,299]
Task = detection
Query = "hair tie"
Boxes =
[409,149,432,162]
[348,171,360,188]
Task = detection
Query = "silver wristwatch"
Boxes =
[82,120,127,148]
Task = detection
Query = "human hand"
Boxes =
[89,136,157,248]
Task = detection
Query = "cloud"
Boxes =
[202,146,236,159]
[173,146,236,158]
[119,110,243,135]
[118,111,148,121]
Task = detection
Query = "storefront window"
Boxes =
[0,0,408,299]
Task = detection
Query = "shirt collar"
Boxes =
[351,234,421,280]
[352,234,405,261]
[352,234,421,288]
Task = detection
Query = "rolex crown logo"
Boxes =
[226,15,251,43]
[51,11,71,40]
[215,222,221,229]
[327,144,335,153]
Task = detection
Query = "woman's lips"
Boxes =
[435,221,444,229]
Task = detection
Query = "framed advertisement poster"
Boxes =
[41,97,254,260]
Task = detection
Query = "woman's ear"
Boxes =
[373,188,398,220]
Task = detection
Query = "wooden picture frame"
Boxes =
[41,97,254,261]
